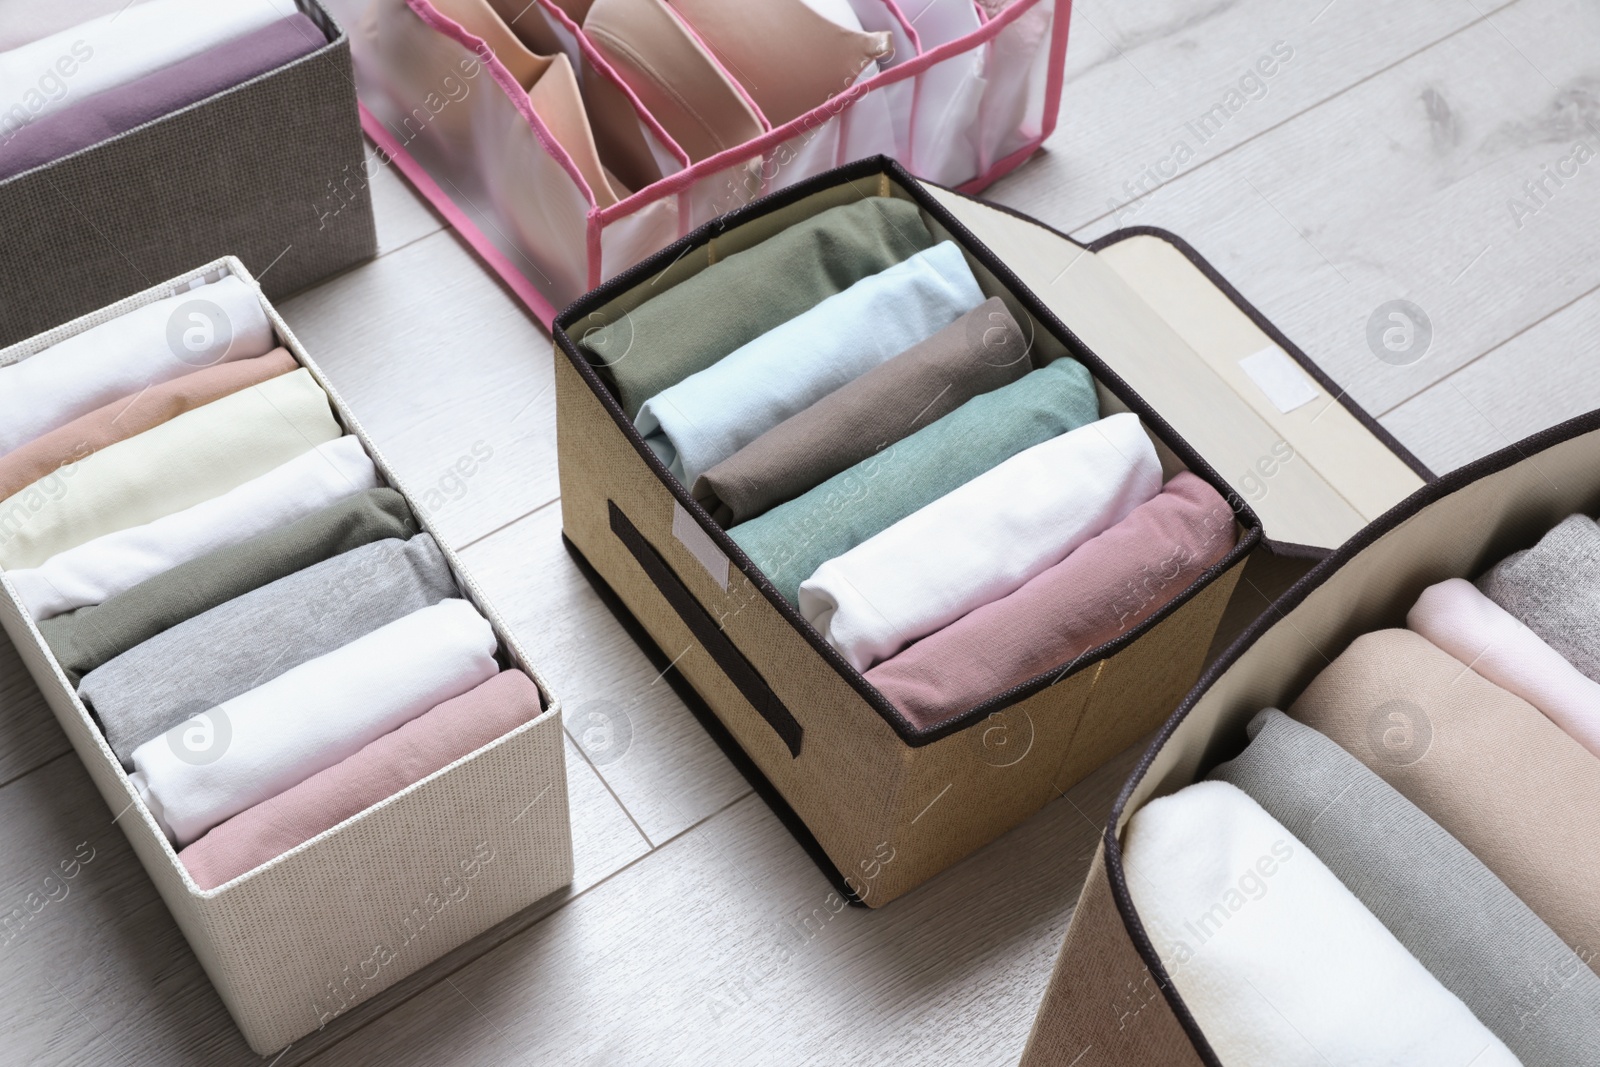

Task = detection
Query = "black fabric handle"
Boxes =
[609,501,803,757]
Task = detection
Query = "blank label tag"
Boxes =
[672,502,729,591]
[1239,345,1319,414]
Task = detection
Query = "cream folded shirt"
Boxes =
[130,598,500,846]
[0,275,273,457]
[7,436,378,621]
[1124,780,1520,1067]
[799,412,1162,672]
[635,241,986,487]
[0,369,339,571]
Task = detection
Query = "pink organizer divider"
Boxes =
[330,0,1071,327]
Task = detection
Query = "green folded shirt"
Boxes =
[729,357,1101,605]
[582,196,935,419]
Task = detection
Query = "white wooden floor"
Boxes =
[5,0,1599,1062]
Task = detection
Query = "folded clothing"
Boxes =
[1123,780,1519,1067]
[693,296,1030,525]
[865,471,1235,727]
[801,412,1161,672]
[1212,708,1600,1066]
[179,669,541,889]
[9,435,379,622]
[636,241,985,485]
[82,533,460,768]
[731,357,1101,605]
[0,14,325,182]
[130,598,500,846]
[1477,513,1600,683]
[582,197,935,417]
[39,487,415,685]
[0,275,274,457]
[0,348,297,501]
[1290,627,1600,969]
[1409,577,1600,759]
[0,0,127,52]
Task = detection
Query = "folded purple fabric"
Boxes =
[0,13,324,181]
[864,472,1237,728]
[177,670,542,890]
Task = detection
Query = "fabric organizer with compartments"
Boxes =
[550,156,1435,908]
[0,258,573,1055]
[318,0,1068,326]
[0,0,376,349]
[1019,409,1600,1067]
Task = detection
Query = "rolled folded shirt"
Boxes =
[581,196,934,418]
[1477,513,1600,683]
[0,14,326,182]
[179,670,542,889]
[130,598,500,846]
[8,431,377,623]
[1212,708,1600,1065]
[865,471,1236,726]
[801,412,1161,672]
[81,533,460,768]
[0,348,297,502]
[636,241,985,486]
[39,487,416,685]
[1409,577,1600,759]
[0,275,273,457]
[1123,780,1520,1067]
[0,369,340,571]
[692,296,1030,525]
[1290,627,1600,968]
[731,356,1100,604]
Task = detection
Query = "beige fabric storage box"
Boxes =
[1017,411,1600,1065]
[0,257,573,1055]
[551,157,1432,907]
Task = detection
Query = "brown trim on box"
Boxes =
[609,501,803,757]
[1097,403,1600,1062]
[553,156,1263,749]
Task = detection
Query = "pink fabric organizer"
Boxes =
[326,0,1069,325]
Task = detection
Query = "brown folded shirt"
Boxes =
[1291,627,1600,967]
[0,348,297,500]
[691,297,1031,525]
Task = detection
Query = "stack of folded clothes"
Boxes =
[1116,513,1600,1066]
[581,197,1241,728]
[0,275,543,891]
[0,0,329,181]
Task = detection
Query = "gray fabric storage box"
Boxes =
[0,0,376,348]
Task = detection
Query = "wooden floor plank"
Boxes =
[0,629,69,790]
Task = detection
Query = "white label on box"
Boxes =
[1239,345,1320,414]
[672,502,729,591]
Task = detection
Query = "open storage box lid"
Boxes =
[920,188,1433,556]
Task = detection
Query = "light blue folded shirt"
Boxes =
[634,241,986,486]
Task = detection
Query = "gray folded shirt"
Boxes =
[1477,512,1600,683]
[80,533,459,767]
[1211,708,1600,1067]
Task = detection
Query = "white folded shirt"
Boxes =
[635,240,985,486]
[0,0,285,127]
[130,598,499,847]
[0,275,273,457]
[1124,780,1520,1067]
[1409,576,1600,759]
[799,412,1162,671]
[8,436,378,621]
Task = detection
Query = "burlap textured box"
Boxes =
[1018,411,1600,1065]
[552,158,1433,907]
[0,257,573,1055]
[0,0,376,348]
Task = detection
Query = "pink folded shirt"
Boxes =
[864,472,1237,729]
[178,670,542,890]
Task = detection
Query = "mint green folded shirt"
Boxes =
[729,357,1101,605]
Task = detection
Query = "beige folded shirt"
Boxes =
[0,369,340,571]
[1291,627,1600,965]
